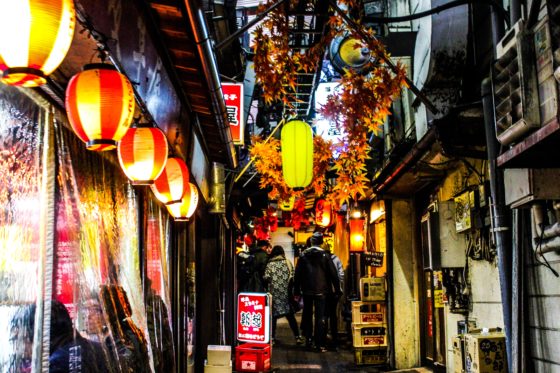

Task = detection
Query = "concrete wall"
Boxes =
[392,199,421,368]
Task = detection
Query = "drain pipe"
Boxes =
[184,0,237,169]
[482,78,512,370]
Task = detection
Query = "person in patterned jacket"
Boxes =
[263,245,304,345]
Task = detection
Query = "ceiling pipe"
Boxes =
[184,0,237,169]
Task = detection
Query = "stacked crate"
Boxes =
[352,277,388,366]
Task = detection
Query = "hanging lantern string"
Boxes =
[74,8,179,160]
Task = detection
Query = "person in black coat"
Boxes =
[293,232,342,352]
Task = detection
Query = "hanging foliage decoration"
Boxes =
[251,0,407,206]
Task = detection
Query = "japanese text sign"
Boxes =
[237,292,270,343]
[222,83,244,145]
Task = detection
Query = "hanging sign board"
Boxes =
[364,251,384,267]
[222,83,244,145]
[237,292,271,343]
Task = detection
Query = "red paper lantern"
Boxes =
[117,124,168,185]
[315,199,333,227]
[151,157,190,205]
[166,182,199,221]
[349,218,365,252]
[65,64,135,151]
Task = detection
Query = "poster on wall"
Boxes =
[237,293,270,344]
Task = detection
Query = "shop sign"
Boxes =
[364,251,384,267]
[222,83,244,145]
[237,293,270,343]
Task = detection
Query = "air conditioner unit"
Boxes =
[492,20,540,145]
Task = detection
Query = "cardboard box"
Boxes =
[351,323,387,348]
[207,345,231,366]
[464,333,506,373]
[204,360,232,373]
[360,277,385,302]
[351,301,384,324]
[453,335,465,373]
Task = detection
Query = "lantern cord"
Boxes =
[233,117,287,184]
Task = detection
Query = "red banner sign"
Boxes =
[222,83,244,145]
[237,293,270,343]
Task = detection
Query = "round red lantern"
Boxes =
[0,0,76,87]
[315,198,333,227]
[117,124,168,185]
[65,64,135,151]
[151,157,190,205]
[167,182,199,221]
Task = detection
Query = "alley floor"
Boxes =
[268,316,432,373]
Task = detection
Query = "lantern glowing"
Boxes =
[65,64,135,151]
[279,196,295,211]
[0,0,75,87]
[151,157,190,205]
[315,199,333,227]
[349,218,365,252]
[167,182,199,221]
[117,124,168,185]
[281,120,313,190]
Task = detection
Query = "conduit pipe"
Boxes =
[184,0,237,169]
[531,202,560,254]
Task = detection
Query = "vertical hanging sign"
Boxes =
[222,82,244,145]
[237,293,270,343]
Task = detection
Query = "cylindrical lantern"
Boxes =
[151,157,190,205]
[65,63,135,151]
[0,0,75,87]
[279,195,295,211]
[117,124,168,185]
[349,218,365,252]
[167,182,199,221]
[281,120,313,190]
[315,198,333,227]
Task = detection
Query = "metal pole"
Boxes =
[215,0,289,51]
[328,0,439,115]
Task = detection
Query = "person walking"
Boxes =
[293,232,342,352]
[325,245,344,351]
[252,240,271,292]
[263,245,304,345]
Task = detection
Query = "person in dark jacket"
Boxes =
[293,232,342,352]
[248,240,271,292]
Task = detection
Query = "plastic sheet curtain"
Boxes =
[145,198,175,372]
[0,85,48,373]
[55,118,155,372]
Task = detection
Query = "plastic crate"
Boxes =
[351,301,384,324]
[235,343,271,372]
[354,346,388,365]
[352,323,387,347]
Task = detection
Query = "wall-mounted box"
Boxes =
[504,168,560,208]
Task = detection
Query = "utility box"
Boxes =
[464,333,507,373]
[504,168,560,208]
[360,277,385,302]
[453,335,465,373]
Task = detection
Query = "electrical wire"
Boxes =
[533,223,560,277]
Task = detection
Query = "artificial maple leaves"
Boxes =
[251,0,407,208]
[249,134,332,203]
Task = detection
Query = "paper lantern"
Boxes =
[117,124,168,185]
[281,120,313,190]
[315,199,333,227]
[65,63,135,151]
[0,0,75,87]
[279,196,295,211]
[167,182,199,221]
[151,157,190,205]
[349,218,365,252]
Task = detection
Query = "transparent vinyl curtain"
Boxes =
[1,84,175,373]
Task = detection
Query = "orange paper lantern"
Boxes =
[315,199,333,227]
[117,124,168,185]
[0,0,75,87]
[65,64,135,151]
[349,218,365,252]
[167,182,199,221]
[151,157,190,205]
